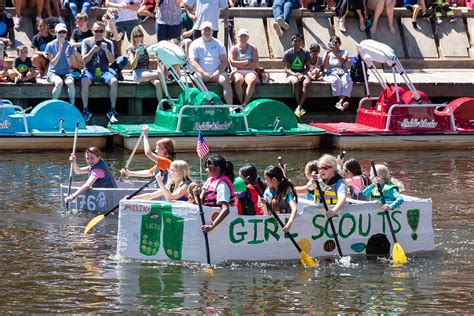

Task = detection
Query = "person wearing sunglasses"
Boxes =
[81,21,119,123]
[127,25,163,102]
[312,154,348,219]
[45,23,83,106]
[32,19,55,78]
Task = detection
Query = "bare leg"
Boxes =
[36,0,45,18]
[151,79,163,101]
[369,0,384,34]
[81,77,91,110]
[298,77,311,109]
[356,9,366,31]
[65,77,76,105]
[386,1,396,34]
[232,72,245,104]
[243,73,258,106]
[218,74,233,105]
[109,78,118,110]
[51,76,63,99]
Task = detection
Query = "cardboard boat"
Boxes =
[116,195,435,264]
[312,40,474,150]
[0,99,111,150]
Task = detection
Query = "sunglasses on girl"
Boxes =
[58,30,67,34]
[93,29,104,33]
[133,34,143,38]
[318,166,332,171]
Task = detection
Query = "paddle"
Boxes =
[195,193,213,273]
[370,160,407,264]
[119,131,144,182]
[247,176,317,268]
[314,178,344,257]
[277,156,287,177]
[83,177,156,235]
[66,121,79,212]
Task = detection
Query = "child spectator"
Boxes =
[32,19,56,77]
[229,28,260,107]
[308,43,323,81]
[430,0,456,24]
[45,23,83,105]
[404,0,431,29]
[127,25,163,102]
[272,0,300,37]
[62,0,92,25]
[0,0,15,48]
[71,13,93,54]
[283,34,310,118]
[363,164,404,210]
[8,45,39,83]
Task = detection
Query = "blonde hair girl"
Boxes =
[362,164,404,211]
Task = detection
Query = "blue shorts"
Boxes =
[82,69,116,84]
[404,0,418,8]
[47,70,81,83]
[156,22,182,42]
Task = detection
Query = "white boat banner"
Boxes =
[117,196,434,264]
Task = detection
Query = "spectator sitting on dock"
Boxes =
[127,25,163,102]
[308,43,323,81]
[183,0,229,40]
[12,0,45,30]
[189,21,233,105]
[81,21,119,123]
[272,0,301,37]
[7,45,39,83]
[62,0,92,25]
[366,0,396,34]
[0,0,15,48]
[180,2,195,57]
[105,0,141,43]
[71,13,93,54]
[102,8,129,81]
[283,33,310,118]
[404,0,431,30]
[334,0,367,32]
[45,0,63,23]
[32,19,56,78]
[45,23,83,106]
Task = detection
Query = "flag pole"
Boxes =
[199,158,203,181]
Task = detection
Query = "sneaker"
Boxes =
[273,22,283,37]
[14,16,21,30]
[107,111,118,123]
[412,20,420,30]
[449,16,456,23]
[436,17,442,24]
[277,18,289,31]
[83,110,92,122]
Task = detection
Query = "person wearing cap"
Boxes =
[183,0,228,40]
[229,28,259,107]
[45,23,83,106]
[189,21,233,105]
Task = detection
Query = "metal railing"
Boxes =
[0,103,29,134]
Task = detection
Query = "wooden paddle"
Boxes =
[119,131,144,182]
[314,178,344,257]
[83,177,156,235]
[66,121,79,212]
[370,160,407,264]
[195,193,213,273]
[247,176,317,268]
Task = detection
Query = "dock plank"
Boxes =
[233,17,270,59]
[334,17,367,57]
[266,17,299,59]
[436,18,470,58]
[371,17,405,58]
[302,16,333,51]
[401,17,438,58]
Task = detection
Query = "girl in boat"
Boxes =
[131,160,192,201]
[200,154,235,232]
[260,165,298,232]
[235,163,266,216]
[362,164,404,210]
[295,160,318,197]
[312,154,348,218]
[64,147,117,203]
[340,158,370,201]
[121,125,175,182]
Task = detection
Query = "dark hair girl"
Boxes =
[237,163,266,216]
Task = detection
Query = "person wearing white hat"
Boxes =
[45,23,83,106]
[183,0,228,40]
[189,21,233,105]
[229,28,259,107]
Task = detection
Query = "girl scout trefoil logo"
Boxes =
[140,204,184,260]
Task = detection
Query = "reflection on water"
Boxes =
[0,149,472,313]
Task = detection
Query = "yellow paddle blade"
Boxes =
[205,266,214,275]
[392,242,408,264]
[300,251,317,268]
[84,214,105,235]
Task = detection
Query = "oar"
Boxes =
[119,131,144,182]
[247,176,316,268]
[277,156,287,177]
[66,121,79,212]
[314,179,344,257]
[83,177,156,235]
[370,160,407,264]
[196,193,213,273]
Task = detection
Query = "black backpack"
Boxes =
[350,55,368,83]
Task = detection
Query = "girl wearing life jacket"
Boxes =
[121,125,175,182]
[295,160,318,198]
[200,154,235,232]
[64,147,117,203]
[235,163,266,216]
[362,164,404,210]
[341,158,370,201]
[260,165,298,233]
[132,160,192,201]
[313,154,347,219]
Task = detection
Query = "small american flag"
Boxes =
[196,131,209,159]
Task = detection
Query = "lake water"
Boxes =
[0,148,472,313]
